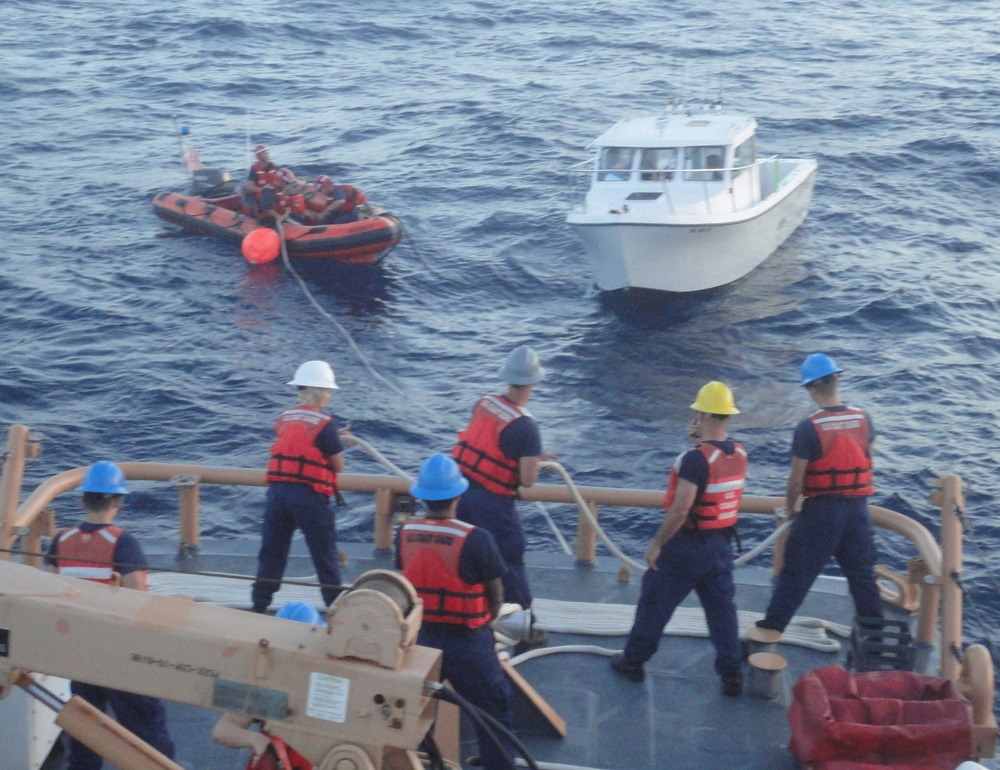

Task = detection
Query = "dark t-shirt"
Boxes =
[46,522,148,576]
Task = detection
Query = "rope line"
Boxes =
[273,217,440,423]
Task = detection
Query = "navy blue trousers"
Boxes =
[457,486,531,611]
[66,681,174,770]
[252,482,342,609]
[759,496,883,632]
[420,624,516,770]
[623,528,742,677]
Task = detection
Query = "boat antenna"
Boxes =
[171,115,195,184]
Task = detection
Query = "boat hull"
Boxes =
[569,162,817,292]
[152,192,404,266]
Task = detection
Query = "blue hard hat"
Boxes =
[409,454,469,501]
[800,353,843,386]
[78,461,129,495]
[275,602,326,626]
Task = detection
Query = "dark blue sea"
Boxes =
[3,0,1000,665]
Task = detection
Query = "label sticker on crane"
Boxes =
[306,672,349,723]
[0,628,8,657]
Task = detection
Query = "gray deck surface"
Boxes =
[42,539,868,770]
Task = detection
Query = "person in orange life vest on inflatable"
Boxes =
[452,345,557,652]
[756,354,883,634]
[395,454,516,770]
[308,175,369,225]
[251,360,349,613]
[46,461,176,770]
[243,144,290,221]
[611,382,747,697]
[212,602,325,770]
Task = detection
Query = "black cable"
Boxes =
[429,684,539,770]
[417,732,446,770]
[430,686,513,770]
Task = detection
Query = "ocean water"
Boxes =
[2,0,999,656]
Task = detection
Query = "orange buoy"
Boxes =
[241,228,281,264]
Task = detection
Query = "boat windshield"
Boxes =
[732,136,756,179]
[639,148,678,181]
[683,146,727,181]
[598,147,635,181]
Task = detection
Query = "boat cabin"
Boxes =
[582,111,764,215]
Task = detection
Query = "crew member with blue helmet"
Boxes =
[451,345,556,651]
[47,461,176,770]
[610,383,748,697]
[757,354,884,633]
[396,454,516,770]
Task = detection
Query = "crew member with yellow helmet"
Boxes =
[611,382,747,697]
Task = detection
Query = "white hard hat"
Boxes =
[499,345,544,385]
[287,360,338,389]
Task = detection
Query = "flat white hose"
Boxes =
[147,573,846,653]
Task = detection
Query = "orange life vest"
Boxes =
[452,395,528,496]
[663,442,748,531]
[265,406,338,496]
[304,188,330,213]
[803,407,874,497]
[251,161,279,188]
[55,525,124,583]
[399,518,491,629]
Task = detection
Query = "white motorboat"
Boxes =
[567,102,818,293]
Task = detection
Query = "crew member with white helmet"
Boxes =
[451,345,556,651]
[251,360,348,612]
[47,461,176,769]
[396,454,516,770]
[756,353,883,634]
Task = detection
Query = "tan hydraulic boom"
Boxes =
[0,563,440,770]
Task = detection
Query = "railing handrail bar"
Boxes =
[9,462,942,574]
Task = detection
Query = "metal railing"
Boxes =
[0,422,995,750]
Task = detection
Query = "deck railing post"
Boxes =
[374,489,395,552]
[172,475,201,560]
[576,501,598,564]
[936,475,964,681]
[0,425,38,560]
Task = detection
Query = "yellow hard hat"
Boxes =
[690,381,740,415]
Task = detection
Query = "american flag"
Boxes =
[182,146,204,171]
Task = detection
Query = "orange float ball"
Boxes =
[241,228,281,264]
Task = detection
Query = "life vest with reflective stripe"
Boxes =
[55,525,123,583]
[265,406,338,496]
[251,161,279,188]
[804,407,874,497]
[663,442,747,531]
[452,395,528,496]
[399,518,490,629]
[245,733,313,770]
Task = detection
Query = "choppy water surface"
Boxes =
[3,0,1000,654]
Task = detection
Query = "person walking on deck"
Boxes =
[48,461,176,769]
[452,344,556,651]
[252,360,348,613]
[756,353,883,634]
[611,382,747,697]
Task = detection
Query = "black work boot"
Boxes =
[721,671,743,697]
[610,652,645,683]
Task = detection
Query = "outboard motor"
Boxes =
[190,168,235,198]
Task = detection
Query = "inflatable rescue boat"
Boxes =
[152,169,403,266]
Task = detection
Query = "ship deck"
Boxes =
[39,538,871,770]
